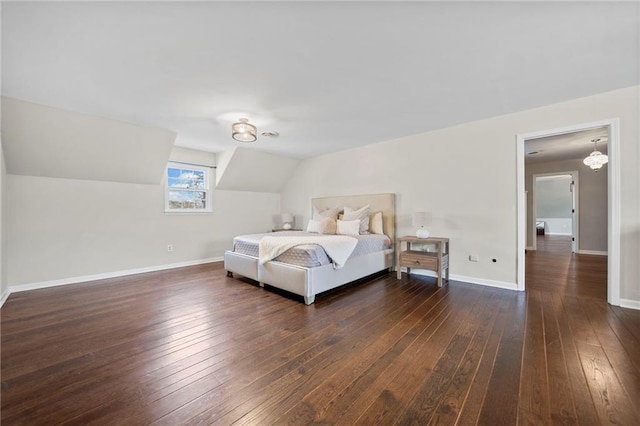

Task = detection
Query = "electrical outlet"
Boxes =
[167,244,173,252]
[469,254,479,262]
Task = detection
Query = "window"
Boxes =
[165,162,213,213]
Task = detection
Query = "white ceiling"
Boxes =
[525,127,608,164]
[2,1,638,159]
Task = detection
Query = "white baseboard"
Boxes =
[526,246,535,251]
[7,257,223,295]
[545,232,572,236]
[0,288,10,308]
[405,269,518,291]
[578,250,608,256]
[619,298,640,310]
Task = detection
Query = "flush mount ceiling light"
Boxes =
[231,118,257,142]
[583,138,608,171]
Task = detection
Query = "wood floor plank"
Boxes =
[394,319,477,424]
[291,280,463,426]
[69,274,418,425]
[155,277,435,425]
[352,284,485,425]
[454,291,516,426]
[540,292,579,425]
[475,291,526,425]
[553,293,601,426]
[408,289,503,425]
[2,240,638,425]
[210,279,434,424]
[576,340,639,425]
[264,278,451,425]
[578,298,640,419]
[517,290,550,425]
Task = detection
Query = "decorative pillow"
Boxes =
[306,217,337,234]
[343,205,371,234]
[370,211,384,235]
[313,206,339,221]
[336,219,360,236]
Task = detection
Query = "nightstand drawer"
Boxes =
[399,250,439,270]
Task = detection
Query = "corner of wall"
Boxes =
[0,130,9,307]
[214,147,236,186]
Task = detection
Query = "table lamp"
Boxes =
[413,212,430,238]
[281,213,294,230]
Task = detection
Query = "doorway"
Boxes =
[531,172,578,253]
[516,119,620,306]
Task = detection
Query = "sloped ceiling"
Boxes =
[215,147,300,193]
[2,1,638,159]
[1,97,176,184]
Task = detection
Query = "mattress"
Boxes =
[233,231,391,268]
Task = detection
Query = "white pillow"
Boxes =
[343,205,371,234]
[336,219,360,236]
[313,206,339,221]
[370,211,384,235]
[306,218,337,234]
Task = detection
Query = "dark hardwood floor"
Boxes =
[2,245,638,425]
[526,235,608,299]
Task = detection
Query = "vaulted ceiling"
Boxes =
[2,1,639,161]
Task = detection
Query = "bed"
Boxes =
[224,193,396,304]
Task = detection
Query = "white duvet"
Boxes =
[259,235,358,269]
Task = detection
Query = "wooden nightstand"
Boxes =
[396,236,450,287]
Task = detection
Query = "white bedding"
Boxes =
[259,234,358,268]
[233,232,391,267]
[224,193,396,304]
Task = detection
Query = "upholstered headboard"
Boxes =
[311,193,396,242]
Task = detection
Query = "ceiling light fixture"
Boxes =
[583,138,608,171]
[232,118,257,142]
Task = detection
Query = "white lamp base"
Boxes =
[416,228,429,239]
[283,223,292,230]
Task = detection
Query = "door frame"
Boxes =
[516,118,620,306]
[531,171,579,252]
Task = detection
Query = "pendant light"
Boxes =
[583,138,608,171]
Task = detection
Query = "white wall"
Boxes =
[1,134,8,303]
[281,86,640,303]
[526,159,608,251]
[6,152,280,287]
[536,175,572,219]
[537,218,572,236]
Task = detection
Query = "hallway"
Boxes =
[526,235,607,299]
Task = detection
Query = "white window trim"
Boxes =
[164,162,213,214]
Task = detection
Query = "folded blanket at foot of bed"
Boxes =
[259,235,358,268]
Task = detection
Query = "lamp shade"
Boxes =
[232,118,257,142]
[413,212,430,238]
[413,212,429,227]
[281,213,294,230]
